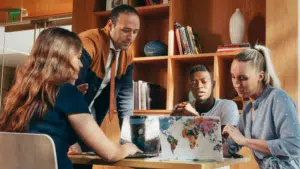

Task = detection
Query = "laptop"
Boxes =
[120,115,161,158]
[159,116,224,162]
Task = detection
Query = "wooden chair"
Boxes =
[0,132,57,169]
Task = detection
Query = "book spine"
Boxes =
[217,47,250,51]
[216,49,246,53]
[186,26,197,54]
[133,81,137,109]
[138,80,142,110]
[193,32,202,53]
[218,43,250,47]
[178,27,189,55]
[145,0,151,5]
[141,82,147,110]
[184,27,193,54]
[175,26,183,55]
[146,83,151,110]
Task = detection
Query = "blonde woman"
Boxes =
[223,45,300,168]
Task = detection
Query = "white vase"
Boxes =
[229,8,245,44]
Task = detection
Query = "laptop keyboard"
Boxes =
[126,152,159,158]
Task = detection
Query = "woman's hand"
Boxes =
[222,124,247,146]
[68,142,82,155]
[123,143,143,156]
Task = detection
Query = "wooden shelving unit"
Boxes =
[73,0,266,115]
[133,109,171,115]
[94,4,169,17]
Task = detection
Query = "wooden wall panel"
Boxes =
[23,0,72,17]
[184,0,266,53]
[0,0,22,9]
[0,0,73,17]
[72,0,96,33]
[266,0,298,111]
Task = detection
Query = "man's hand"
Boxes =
[77,83,88,95]
[171,102,199,116]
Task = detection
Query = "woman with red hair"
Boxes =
[0,27,140,169]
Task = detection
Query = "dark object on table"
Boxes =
[231,153,244,159]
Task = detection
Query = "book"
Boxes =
[193,32,203,53]
[178,26,189,55]
[184,27,194,54]
[174,24,183,55]
[174,22,202,55]
[216,49,246,53]
[218,43,250,47]
[186,26,198,54]
[133,81,166,110]
[216,43,250,53]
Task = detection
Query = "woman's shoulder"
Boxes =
[59,83,79,92]
[57,83,83,100]
[268,87,295,105]
[56,83,89,113]
[269,87,292,99]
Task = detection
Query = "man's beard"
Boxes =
[198,98,207,103]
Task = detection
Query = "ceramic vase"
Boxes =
[229,8,245,44]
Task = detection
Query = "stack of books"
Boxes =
[216,43,250,53]
[133,80,166,110]
[174,22,202,55]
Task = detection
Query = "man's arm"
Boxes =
[75,48,92,86]
[116,64,134,127]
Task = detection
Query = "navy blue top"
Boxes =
[28,83,90,169]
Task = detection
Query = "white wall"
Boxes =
[0,25,72,67]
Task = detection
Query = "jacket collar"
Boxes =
[99,25,132,78]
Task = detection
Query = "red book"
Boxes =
[216,49,246,53]
[218,43,250,48]
[175,27,183,55]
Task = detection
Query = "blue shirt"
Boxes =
[28,83,90,169]
[238,85,300,168]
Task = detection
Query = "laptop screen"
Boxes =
[159,116,224,162]
[120,116,161,154]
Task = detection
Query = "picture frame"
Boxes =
[106,0,128,11]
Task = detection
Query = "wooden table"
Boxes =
[69,155,250,169]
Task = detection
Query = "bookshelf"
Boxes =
[72,1,298,168]
[72,0,266,116]
[77,0,264,114]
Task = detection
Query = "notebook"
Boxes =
[159,116,224,162]
[120,115,161,158]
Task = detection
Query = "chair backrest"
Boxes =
[0,132,57,169]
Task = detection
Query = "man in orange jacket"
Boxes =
[74,4,140,169]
